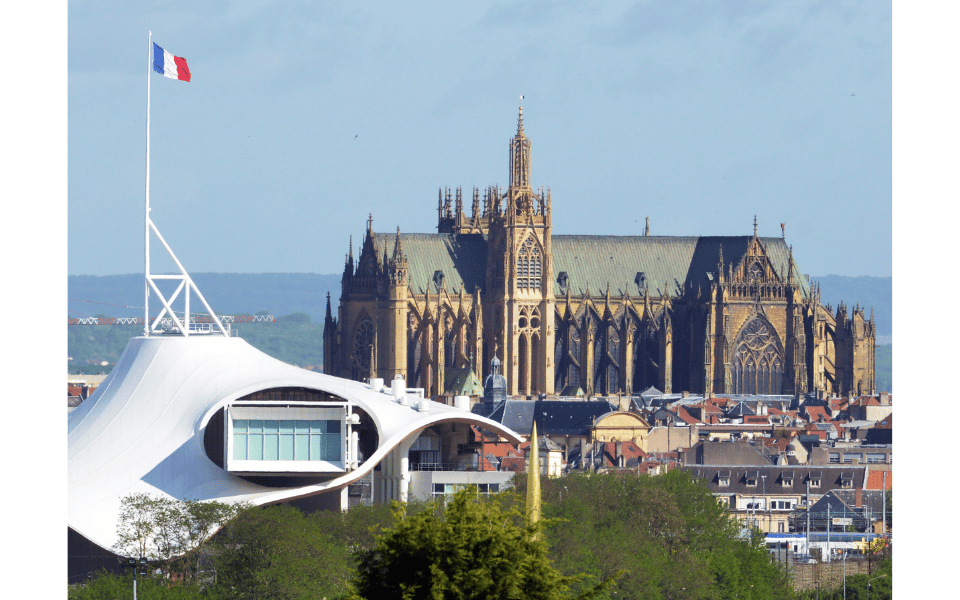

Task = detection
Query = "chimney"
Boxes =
[879,392,889,405]
[855,487,862,508]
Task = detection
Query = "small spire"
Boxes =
[644,216,650,236]
[393,226,403,260]
[787,244,794,283]
[367,213,374,236]
[526,419,541,540]
[517,95,525,136]
[753,215,758,237]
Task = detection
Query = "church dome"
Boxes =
[483,356,507,403]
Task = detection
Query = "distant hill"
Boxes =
[68,272,891,390]
[70,273,890,337]
[69,273,341,324]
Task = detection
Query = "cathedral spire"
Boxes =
[509,98,532,191]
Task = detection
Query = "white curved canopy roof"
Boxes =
[68,335,521,552]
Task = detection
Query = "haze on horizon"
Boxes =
[68,1,891,279]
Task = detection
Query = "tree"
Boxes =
[114,493,171,560]
[350,488,611,600]
[113,493,245,584]
[521,470,792,600]
[207,504,353,600]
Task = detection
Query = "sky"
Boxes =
[66,0,892,278]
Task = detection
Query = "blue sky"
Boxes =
[65,0,892,278]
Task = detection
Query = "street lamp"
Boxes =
[867,573,886,600]
[842,550,847,600]
[121,556,149,600]
[761,474,767,533]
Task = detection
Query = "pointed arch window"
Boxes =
[352,318,376,381]
[731,316,784,395]
[516,237,542,291]
[633,321,659,391]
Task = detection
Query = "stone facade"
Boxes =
[324,107,876,398]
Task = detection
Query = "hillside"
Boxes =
[68,273,891,390]
[69,273,341,324]
[68,313,324,374]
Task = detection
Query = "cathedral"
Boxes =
[323,107,875,399]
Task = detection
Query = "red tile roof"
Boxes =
[866,470,893,490]
[675,406,702,425]
[803,405,832,423]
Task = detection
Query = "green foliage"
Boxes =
[114,493,245,585]
[235,312,324,368]
[207,504,353,600]
[523,470,791,600]
[68,322,140,373]
[69,571,203,600]
[350,490,611,600]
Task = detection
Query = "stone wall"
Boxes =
[788,557,879,592]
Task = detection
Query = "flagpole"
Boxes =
[145,31,152,336]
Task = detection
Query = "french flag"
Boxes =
[152,42,191,82]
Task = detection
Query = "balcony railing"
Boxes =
[408,461,484,472]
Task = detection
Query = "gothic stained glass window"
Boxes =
[352,319,375,380]
[633,322,659,391]
[606,325,620,394]
[554,315,565,390]
[516,237,542,291]
[731,316,784,395]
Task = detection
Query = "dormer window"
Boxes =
[745,471,758,487]
[717,470,730,487]
[780,471,793,487]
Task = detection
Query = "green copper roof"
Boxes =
[375,232,488,295]
[444,365,484,396]
[551,235,808,298]
[374,232,808,299]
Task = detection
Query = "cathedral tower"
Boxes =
[485,101,555,396]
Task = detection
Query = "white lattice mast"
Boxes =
[144,31,227,337]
